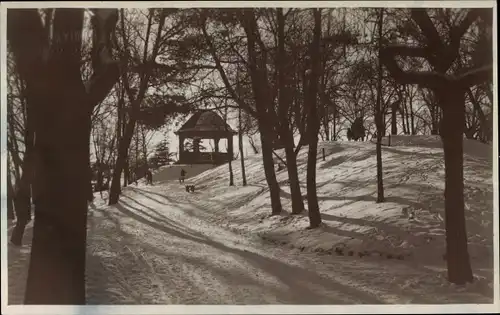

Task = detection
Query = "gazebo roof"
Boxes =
[174,110,237,136]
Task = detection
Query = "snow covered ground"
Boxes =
[6,136,496,306]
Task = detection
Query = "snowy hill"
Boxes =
[9,136,494,305]
[151,164,217,183]
[167,135,494,271]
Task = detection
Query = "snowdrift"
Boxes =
[173,136,494,271]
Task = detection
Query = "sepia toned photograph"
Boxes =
[1,1,497,313]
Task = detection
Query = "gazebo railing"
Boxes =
[179,151,232,164]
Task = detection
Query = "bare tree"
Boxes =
[381,8,492,284]
[305,8,323,228]
[7,8,120,303]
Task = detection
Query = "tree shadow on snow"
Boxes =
[107,201,399,304]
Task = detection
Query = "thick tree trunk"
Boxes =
[284,142,304,214]
[109,119,136,205]
[305,9,322,228]
[260,131,282,216]
[276,8,303,215]
[26,99,92,304]
[242,10,282,216]
[8,8,119,304]
[306,139,321,227]
[439,89,473,284]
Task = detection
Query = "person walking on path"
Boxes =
[179,168,187,184]
[145,169,153,185]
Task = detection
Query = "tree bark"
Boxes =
[380,7,488,285]
[241,9,282,216]
[375,8,385,203]
[260,132,282,215]
[305,9,322,228]
[7,168,16,220]
[400,101,408,134]
[277,8,304,215]
[409,94,416,135]
[224,106,234,186]
[238,107,247,186]
[11,77,35,246]
[439,89,473,284]
[8,8,119,304]
[391,101,398,135]
[109,120,136,204]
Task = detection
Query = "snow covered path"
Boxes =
[84,182,492,304]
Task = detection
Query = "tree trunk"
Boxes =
[7,168,16,220]
[284,140,304,214]
[276,7,303,215]
[439,89,473,284]
[8,8,119,304]
[228,156,234,186]
[26,92,92,304]
[109,118,136,205]
[405,100,411,135]
[11,92,35,246]
[332,104,338,141]
[260,131,282,215]
[400,102,408,134]
[242,9,281,216]
[238,107,247,186]
[391,101,398,135]
[375,8,385,203]
[409,94,416,135]
[305,8,322,228]
[248,136,259,154]
[430,102,439,135]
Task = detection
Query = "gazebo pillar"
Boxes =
[227,135,234,160]
[214,138,219,153]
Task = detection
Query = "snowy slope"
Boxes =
[7,136,495,305]
[179,136,494,278]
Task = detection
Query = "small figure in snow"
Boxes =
[145,169,153,185]
[179,168,187,184]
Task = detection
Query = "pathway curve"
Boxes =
[83,182,490,304]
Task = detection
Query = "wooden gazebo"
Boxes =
[174,110,237,165]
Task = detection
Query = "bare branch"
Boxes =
[380,45,448,89]
[457,65,493,88]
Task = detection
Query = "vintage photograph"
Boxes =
[2,1,497,312]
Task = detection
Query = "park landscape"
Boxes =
[3,3,497,310]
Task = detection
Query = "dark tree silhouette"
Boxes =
[305,8,323,228]
[375,8,385,203]
[239,9,283,215]
[7,8,119,304]
[381,8,492,285]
